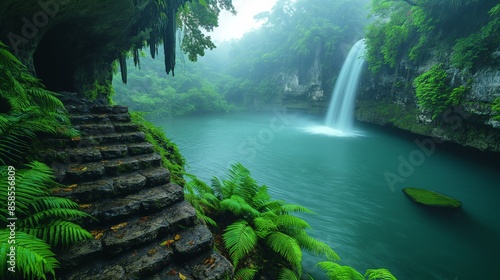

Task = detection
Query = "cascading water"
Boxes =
[324,39,366,133]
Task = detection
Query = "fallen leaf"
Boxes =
[110,222,128,232]
[179,272,187,280]
[139,216,150,222]
[174,234,181,241]
[62,188,74,192]
[79,204,92,209]
[167,269,177,275]
[94,232,104,240]
[68,184,78,188]
[188,241,194,245]
[147,248,157,255]
[71,137,81,141]
[81,167,88,171]
[204,257,215,266]
[159,239,175,247]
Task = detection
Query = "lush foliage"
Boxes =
[451,4,500,70]
[185,163,338,278]
[130,112,186,184]
[0,41,91,279]
[414,64,465,119]
[185,163,396,279]
[113,46,231,118]
[366,0,499,73]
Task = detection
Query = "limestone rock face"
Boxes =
[44,94,233,280]
[280,44,325,111]
[356,51,500,152]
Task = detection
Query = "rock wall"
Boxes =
[280,44,327,112]
[355,52,500,152]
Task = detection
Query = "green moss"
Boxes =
[356,100,431,135]
[130,112,185,185]
[402,187,462,208]
[492,97,500,120]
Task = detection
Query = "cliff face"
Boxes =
[356,50,500,152]
[280,44,328,112]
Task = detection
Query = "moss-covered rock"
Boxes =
[402,187,462,208]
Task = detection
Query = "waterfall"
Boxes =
[324,39,366,132]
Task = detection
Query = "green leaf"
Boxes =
[266,232,302,269]
[223,220,258,266]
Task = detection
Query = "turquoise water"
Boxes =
[156,111,500,279]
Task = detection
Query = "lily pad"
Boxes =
[402,187,462,208]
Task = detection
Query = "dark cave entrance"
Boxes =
[33,24,77,92]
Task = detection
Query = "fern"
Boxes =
[0,229,59,280]
[223,220,258,266]
[364,268,397,280]
[266,232,302,270]
[278,267,301,280]
[316,262,364,280]
[234,268,258,280]
[292,230,340,262]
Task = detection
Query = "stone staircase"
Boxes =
[43,93,233,280]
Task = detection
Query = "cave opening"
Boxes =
[33,24,77,92]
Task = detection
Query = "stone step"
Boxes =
[97,145,129,159]
[140,167,171,188]
[69,132,146,147]
[82,184,183,224]
[128,142,155,156]
[148,251,233,280]
[70,113,131,125]
[100,208,172,255]
[65,162,106,183]
[56,238,103,270]
[170,224,214,260]
[90,105,128,114]
[114,123,139,133]
[103,153,161,176]
[75,123,116,136]
[51,167,170,203]
[116,242,173,279]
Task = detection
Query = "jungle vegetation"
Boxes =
[0,42,91,279]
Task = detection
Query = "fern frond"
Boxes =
[31,196,80,213]
[234,267,258,280]
[223,220,258,266]
[20,209,91,229]
[364,268,397,280]
[21,220,92,247]
[0,229,59,280]
[273,214,311,229]
[278,267,301,280]
[277,203,314,214]
[292,230,340,261]
[316,261,364,280]
[253,216,278,238]
[265,232,302,270]
[220,195,260,217]
[252,185,271,210]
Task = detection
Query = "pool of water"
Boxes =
[156,111,500,279]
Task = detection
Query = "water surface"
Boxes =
[156,112,500,279]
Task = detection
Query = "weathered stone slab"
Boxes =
[172,224,214,259]
[140,167,171,187]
